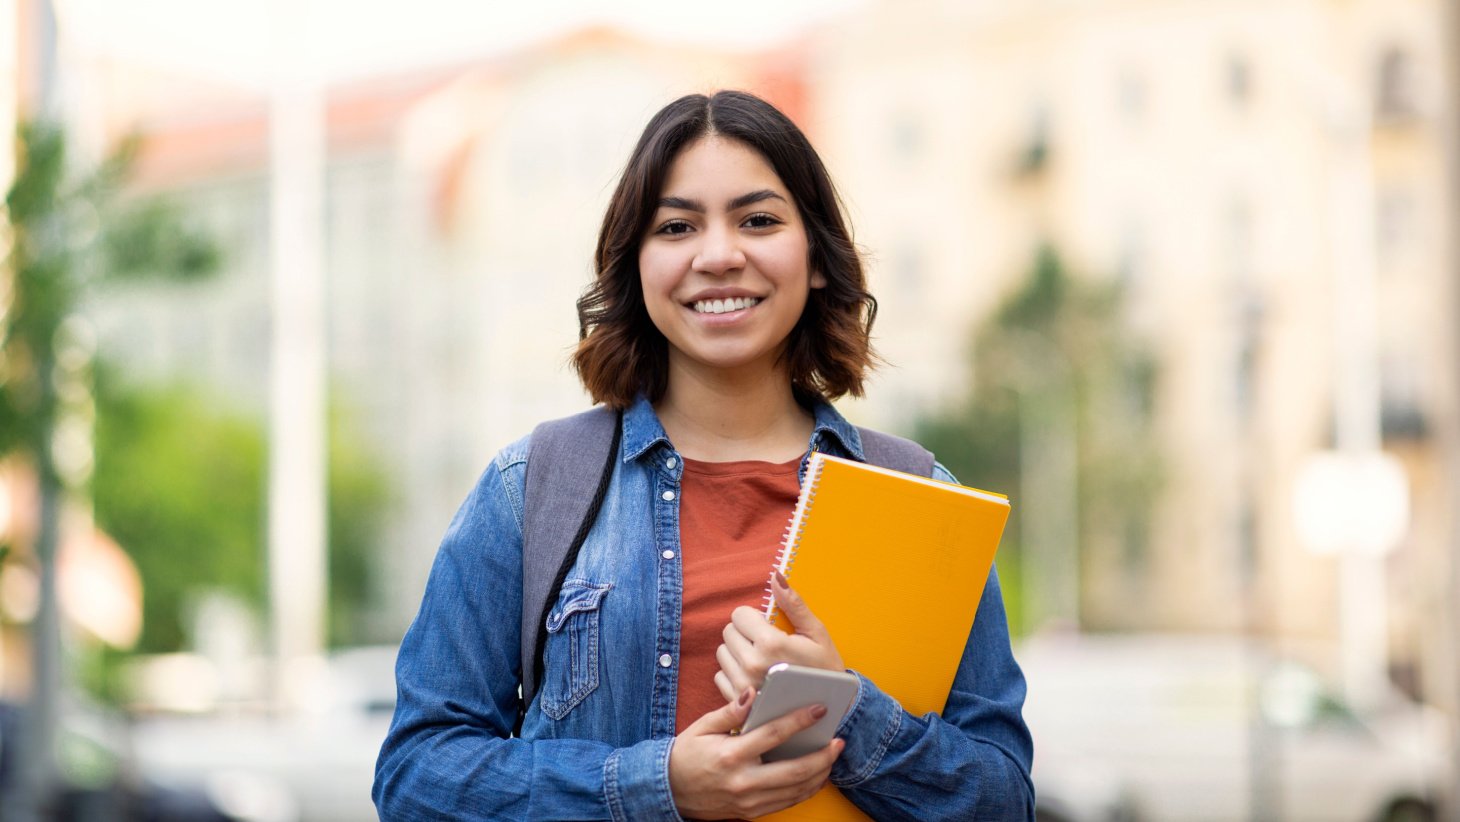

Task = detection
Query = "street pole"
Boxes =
[1323,79,1389,711]
[267,0,328,711]
[8,2,59,820]
[1441,1,1460,818]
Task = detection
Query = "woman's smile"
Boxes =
[686,287,766,325]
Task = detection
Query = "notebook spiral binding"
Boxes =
[762,453,827,622]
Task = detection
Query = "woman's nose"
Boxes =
[692,224,746,276]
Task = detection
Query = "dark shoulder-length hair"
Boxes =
[573,89,878,409]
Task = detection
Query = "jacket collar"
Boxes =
[620,394,865,463]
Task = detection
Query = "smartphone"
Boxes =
[739,663,860,762]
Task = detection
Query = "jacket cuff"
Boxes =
[604,736,684,822]
[830,670,903,788]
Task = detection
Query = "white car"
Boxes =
[1019,633,1449,822]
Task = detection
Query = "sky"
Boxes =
[56,0,868,88]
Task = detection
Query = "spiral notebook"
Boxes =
[754,452,1010,822]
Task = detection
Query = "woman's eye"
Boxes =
[744,213,782,229]
[656,220,693,236]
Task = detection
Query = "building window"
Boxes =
[1226,53,1252,106]
[1376,46,1419,121]
[1376,187,1417,263]
[1117,68,1148,123]
[1381,349,1427,439]
[1018,102,1051,174]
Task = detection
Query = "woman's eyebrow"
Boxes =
[658,195,705,212]
[727,189,787,211]
[656,190,788,213]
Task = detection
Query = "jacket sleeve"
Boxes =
[829,463,1035,822]
[372,447,682,822]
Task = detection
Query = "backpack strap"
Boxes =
[854,425,936,478]
[520,405,620,714]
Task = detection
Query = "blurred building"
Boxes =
[76,0,1457,716]
[79,29,801,640]
[807,0,1456,708]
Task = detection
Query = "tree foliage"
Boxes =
[0,122,219,470]
[913,245,1161,634]
[1,120,391,698]
[91,373,393,654]
[91,373,265,653]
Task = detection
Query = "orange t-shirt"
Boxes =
[674,454,802,734]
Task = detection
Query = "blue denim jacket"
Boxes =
[374,397,1035,821]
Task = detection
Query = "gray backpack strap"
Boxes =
[855,426,936,478]
[521,405,620,710]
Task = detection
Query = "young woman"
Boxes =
[374,90,1033,822]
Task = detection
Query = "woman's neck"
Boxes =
[654,354,815,463]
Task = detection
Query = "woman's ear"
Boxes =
[810,269,828,289]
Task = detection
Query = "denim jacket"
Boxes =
[374,396,1035,822]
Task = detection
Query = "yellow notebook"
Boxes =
[754,452,1010,822]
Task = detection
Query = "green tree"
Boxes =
[914,245,1161,635]
[0,123,220,486]
[91,374,265,653]
[91,373,393,656]
[0,120,222,807]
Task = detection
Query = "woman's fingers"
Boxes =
[736,703,827,758]
[720,623,764,677]
[672,698,844,821]
[753,741,842,791]
[730,605,782,645]
[736,772,834,819]
[716,643,756,696]
[770,570,826,638]
[731,740,843,816]
[713,669,738,703]
[690,685,755,736]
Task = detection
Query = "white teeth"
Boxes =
[692,297,760,314]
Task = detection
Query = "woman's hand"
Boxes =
[714,571,846,702]
[669,686,844,820]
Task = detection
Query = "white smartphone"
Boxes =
[739,663,860,762]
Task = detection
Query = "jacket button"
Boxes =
[662,550,675,560]
[662,490,675,501]
[666,457,677,469]
[659,654,673,668]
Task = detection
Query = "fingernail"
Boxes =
[810,704,827,719]
[738,687,753,707]
[774,570,789,588]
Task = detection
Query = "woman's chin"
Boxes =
[668,345,783,379]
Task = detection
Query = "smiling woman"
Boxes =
[374,90,1035,822]
[644,138,817,369]
[575,93,876,418]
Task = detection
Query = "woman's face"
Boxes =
[639,136,824,380]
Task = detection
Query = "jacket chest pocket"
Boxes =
[539,580,611,720]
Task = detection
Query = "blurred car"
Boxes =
[130,645,397,822]
[0,696,235,822]
[1033,754,1138,822]
[1018,633,1450,822]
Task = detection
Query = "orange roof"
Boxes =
[129,64,464,189]
[126,26,816,191]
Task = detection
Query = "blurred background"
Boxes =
[0,0,1456,820]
